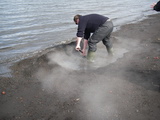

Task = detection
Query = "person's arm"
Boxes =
[82,39,88,56]
[75,37,82,51]
[75,17,88,53]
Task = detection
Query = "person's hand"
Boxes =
[75,45,81,51]
[151,3,156,8]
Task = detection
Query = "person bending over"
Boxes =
[73,14,114,62]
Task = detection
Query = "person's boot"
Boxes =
[107,47,114,56]
[87,51,95,62]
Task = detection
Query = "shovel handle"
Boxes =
[79,50,83,53]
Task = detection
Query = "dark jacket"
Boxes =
[76,14,108,39]
[154,1,160,11]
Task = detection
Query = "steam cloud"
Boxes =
[35,37,140,119]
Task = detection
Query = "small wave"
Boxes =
[0,46,14,51]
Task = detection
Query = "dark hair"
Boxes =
[73,14,81,22]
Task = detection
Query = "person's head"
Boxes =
[73,14,81,25]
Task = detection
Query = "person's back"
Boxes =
[77,14,108,39]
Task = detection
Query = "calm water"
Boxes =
[0,0,158,75]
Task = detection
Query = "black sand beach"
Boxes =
[0,13,160,120]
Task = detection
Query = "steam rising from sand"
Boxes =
[81,82,117,119]
[35,37,140,119]
[46,40,129,71]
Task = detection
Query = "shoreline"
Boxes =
[0,12,158,77]
[0,13,160,120]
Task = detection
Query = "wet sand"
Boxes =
[0,13,160,120]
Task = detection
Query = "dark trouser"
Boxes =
[88,20,113,52]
